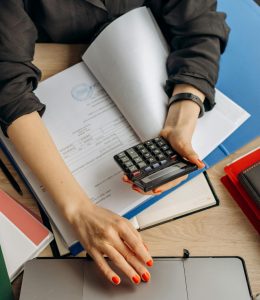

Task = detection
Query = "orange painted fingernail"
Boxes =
[198,159,205,166]
[112,276,120,285]
[122,175,130,183]
[132,275,140,284]
[142,272,150,282]
[153,188,162,193]
[146,259,153,267]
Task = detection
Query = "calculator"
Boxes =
[114,137,198,192]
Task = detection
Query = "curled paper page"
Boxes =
[83,7,169,141]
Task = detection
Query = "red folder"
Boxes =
[222,148,260,233]
[221,175,260,234]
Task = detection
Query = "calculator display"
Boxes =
[114,137,197,192]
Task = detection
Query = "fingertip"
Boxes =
[151,190,163,196]
[141,272,151,282]
[122,175,131,183]
[146,259,153,267]
[132,185,143,194]
[112,275,121,285]
[197,159,206,169]
[132,275,141,285]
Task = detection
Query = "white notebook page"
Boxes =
[131,173,216,230]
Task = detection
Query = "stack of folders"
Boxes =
[0,189,53,281]
[0,6,252,256]
[221,148,260,234]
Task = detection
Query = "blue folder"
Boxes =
[124,0,260,219]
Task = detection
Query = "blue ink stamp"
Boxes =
[71,83,95,101]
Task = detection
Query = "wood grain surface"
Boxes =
[0,44,259,299]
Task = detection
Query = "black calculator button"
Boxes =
[157,141,166,147]
[127,149,139,158]
[140,148,148,155]
[148,144,156,150]
[118,152,126,158]
[128,165,138,172]
[143,153,151,159]
[137,162,147,169]
[157,154,166,160]
[124,161,133,168]
[165,149,174,156]
[161,145,169,151]
[148,157,156,163]
[145,141,153,146]
[152,163,160,169]
[153,149,161,155]
[120,156,130,163]
[134,157,143,163]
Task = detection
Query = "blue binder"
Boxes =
[124,0,260,219]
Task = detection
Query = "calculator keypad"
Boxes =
[114,137,180,178]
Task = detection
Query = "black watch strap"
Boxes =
[168,93,205,118]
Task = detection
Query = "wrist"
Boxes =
[164,100,199,129]
[59,191,94,224]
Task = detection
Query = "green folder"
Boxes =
[0,245,14,300]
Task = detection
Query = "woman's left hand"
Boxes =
[123,84,206,195]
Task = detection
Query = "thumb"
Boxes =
[171,141,205,169]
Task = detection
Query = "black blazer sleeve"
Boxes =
[0,0,45,136]
[150,0,230,111]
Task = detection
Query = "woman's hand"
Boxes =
[66,200,153,285]
[123,84,206,195]
[8,112,152,286]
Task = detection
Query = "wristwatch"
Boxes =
[168,93,205,118]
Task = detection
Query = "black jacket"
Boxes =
[0,0,230,136]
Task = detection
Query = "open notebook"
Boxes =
[130,172,218,230]
[0,8,249,255]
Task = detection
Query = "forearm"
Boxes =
[7,111,93,218]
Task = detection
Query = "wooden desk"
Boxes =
[0,44,259,299]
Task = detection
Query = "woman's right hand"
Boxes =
[66,200,153,285]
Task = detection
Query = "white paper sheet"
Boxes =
[83,7,169,141]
